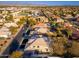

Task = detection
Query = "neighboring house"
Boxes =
[64,22,72,28]
[0,14,3,19]
[2,10,8,15]
[33,23,48,28]
[28,14,32,17]
[13,18,20,23]
[31,10,40,16]
[0,31,11,38]
[12,12,18,17]
[0,27,11,38]
[75,14,79,18]
[0,22,3,26]
[24,38,50,53]
[12,11,20,19]
[71,27,79,39]
[0,19,5,26]
[33,23,49,34]
[3,15,7,19]
[0,19,5,23]
[65,14,73,19]
[56,18,64,23]
[36,16,48,23]
[0,26,9,31]
[4,22,18,28]
[30,31,34,35]
[37,28,48,34]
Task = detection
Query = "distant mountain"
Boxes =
[0,1,79,6]
[0,1,48,6]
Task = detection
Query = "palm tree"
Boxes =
[66,29,72,38]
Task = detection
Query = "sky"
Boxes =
[0,1,79,6]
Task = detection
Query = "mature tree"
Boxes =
[26,18,36,26]
[10,51,23,58]
[65,29,73,38]
[67,40,79,57]
[17,17,27,26]
[5,14,13,22]
[49,37,68,56]
[9,27,17,34]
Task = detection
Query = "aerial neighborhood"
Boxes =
[0,6,79,58]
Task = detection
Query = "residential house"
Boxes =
[33,22,48,28]
[0,27,11,38]
[31,10,40,16]
[0,31,11,38]
[65,14,73,19]
[0,19,5,26]
[56,18,64,23]
[12,12,19,17]
[2,10,8,15]
[64,22,72,29]
[24,38,50,53]
[36,16,48,23]
[0,14,3,19]
[0,22,3,26]
[37,28,48,34]
[33,23,49,34]
[75,14,79,18]
[13,18,20,23]
[0,19,5,23]
[4,22,18,28]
